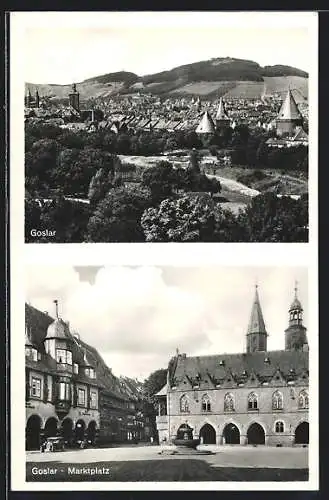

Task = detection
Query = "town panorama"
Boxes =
[25,58,309,243]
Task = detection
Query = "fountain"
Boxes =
[172,423,200,452]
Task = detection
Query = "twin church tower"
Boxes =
[246,284,308,353]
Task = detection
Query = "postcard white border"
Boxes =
[10,10,318,491]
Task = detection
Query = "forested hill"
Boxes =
[26,57,308,99]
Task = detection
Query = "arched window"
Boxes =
[275,421,284,433]
[272,391,283,410]
[298,390,309,409]
[224,393,234,412]
[180,395,189,413]
[248,392,258,410]
[201,394,211,412]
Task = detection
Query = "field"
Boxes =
[26,75,308,100]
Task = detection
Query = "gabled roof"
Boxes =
[155,384,167,397]
[277,89,302,121]
[292,127,308,141]
[195,111,215,134]
[247,286,267,336]
[25,303,136,401]
[169,350,308,390]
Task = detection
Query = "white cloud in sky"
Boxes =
[25,266,308,380]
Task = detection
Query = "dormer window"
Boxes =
[25,346,38,362]
[219,360,225,366]
[85,367,96,379]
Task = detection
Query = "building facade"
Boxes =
[156,285,309,447]
[25,302,145,450]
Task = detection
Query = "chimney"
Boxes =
[53,300,59,318]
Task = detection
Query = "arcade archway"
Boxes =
[61,418,74,445]
[75,420,86,442]
[247,423,265,445]
[87,421,97,445]
[26,415,42,450]
[44,417,58,438]
[223,423,240,444]
[199,423,216,444]
[295,422,309,444]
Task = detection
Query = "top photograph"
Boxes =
[16,11,317,243]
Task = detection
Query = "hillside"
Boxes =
[26,57,308,100]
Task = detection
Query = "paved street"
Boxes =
[26,444,308,469]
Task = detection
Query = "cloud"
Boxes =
[25,265,308,380]
[26,266,213,376]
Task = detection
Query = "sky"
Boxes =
[12,11,316,84]
[25,265,308,381]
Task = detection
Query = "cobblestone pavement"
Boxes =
[26,444,308,469]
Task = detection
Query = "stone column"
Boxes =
[216,434,222,445]
[240,434,248,445]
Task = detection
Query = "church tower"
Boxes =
[285,283,308,351]
[215,97,230,131]
[246,285,268,353]
[69,83,80,112]
[35,89,40,108]
[25,88,33,108]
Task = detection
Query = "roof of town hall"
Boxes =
[167,349,308,389]
[25,303,140,401]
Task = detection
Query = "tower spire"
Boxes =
[246,283,268,353]
[285,282,308,351]
[54,299,59,318]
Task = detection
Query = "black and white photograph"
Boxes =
[18,265,315,485]
[10,11,317,243]
[8,9,319,494]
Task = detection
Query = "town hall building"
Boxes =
[156,284,309,447]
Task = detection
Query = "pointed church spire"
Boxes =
[247,284,267,335]
[246,284,268,353]
[277,88,302,121]
[215,97,229,121]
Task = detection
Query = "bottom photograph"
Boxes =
[23,265,310,483]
